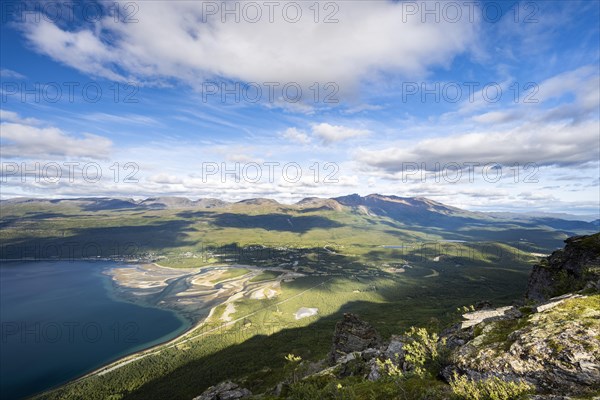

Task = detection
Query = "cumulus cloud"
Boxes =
[281,127,311,145]
[356,120,600,170]
[0,114,113,159]
[311,123,371,144]
[21,20,126,81]
[0,110,41,125]
[370,66,600,172]
[281,123,371,145]
[18,1,478,101]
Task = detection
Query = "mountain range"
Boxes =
[2,195,597,244]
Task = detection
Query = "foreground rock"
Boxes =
[192,381,251,400]
[328,313,382,365]
[443,294,600,397]
[527,233,600,301]
[460,306,520,329]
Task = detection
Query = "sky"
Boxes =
[1,0,599,215]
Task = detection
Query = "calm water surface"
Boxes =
[0,261,189,400]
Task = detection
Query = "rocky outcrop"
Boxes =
[442,235,600,397]
[526,233,600,301]
[192,381,251,400]
[460,306,521,329]
[328,313,382,365]
[443,294,600,397]
[534,293,584,313]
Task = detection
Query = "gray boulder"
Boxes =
[447,294,600,396]
[384,335,405,361]
[192,381,251,400]
[328,313,382,365]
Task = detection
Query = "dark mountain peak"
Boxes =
[334,193,446,209]
[139,197,230,209]
[195,198,230,209]
[139,197,195,209]
[296,197,343,211]
[331,193,488,230]
[332,193,364,206]
[296,197,323,204]
[235,198,280,206]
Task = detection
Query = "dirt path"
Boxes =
[424,269,439,278]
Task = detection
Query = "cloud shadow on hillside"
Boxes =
[209,213,344,233]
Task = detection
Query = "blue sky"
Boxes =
[1,0,599,214]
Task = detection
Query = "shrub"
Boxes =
[449,373,534,400]
[402,327,448,377]
[284,353,303,384]
[287,377,357,400]
[375,358,403,379]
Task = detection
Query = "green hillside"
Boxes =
[7,196,595,399]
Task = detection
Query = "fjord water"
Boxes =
[0,261,189,399]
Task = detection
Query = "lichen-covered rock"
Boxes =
[361,347,381,361]
[460,306,520,329]
[535,293,584,313]
[384,335,405,361]
[367,358,382,381]
[441,323,474,350]
[526,233,600,301]
[192,381,251,400]
[447,295,600,397]
[328,313,382,365]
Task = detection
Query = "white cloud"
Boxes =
[281,127,311,145]
[82,113,160,126]
[281,123,371,144]
[311,123,371,144]
[21,20,126,81]
[356,120,600,170]
[226,154,263,163]
[471,111,521,125]
[1,115,113,159]
[149,174,183,185]
[0,69,26,79]
[18,1,478,102]
[0,110,41,125]
[536,65,599,106]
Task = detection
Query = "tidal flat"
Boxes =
[105,263,305,327]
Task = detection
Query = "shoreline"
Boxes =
[37,262,326,399]
[35,262,277,397]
